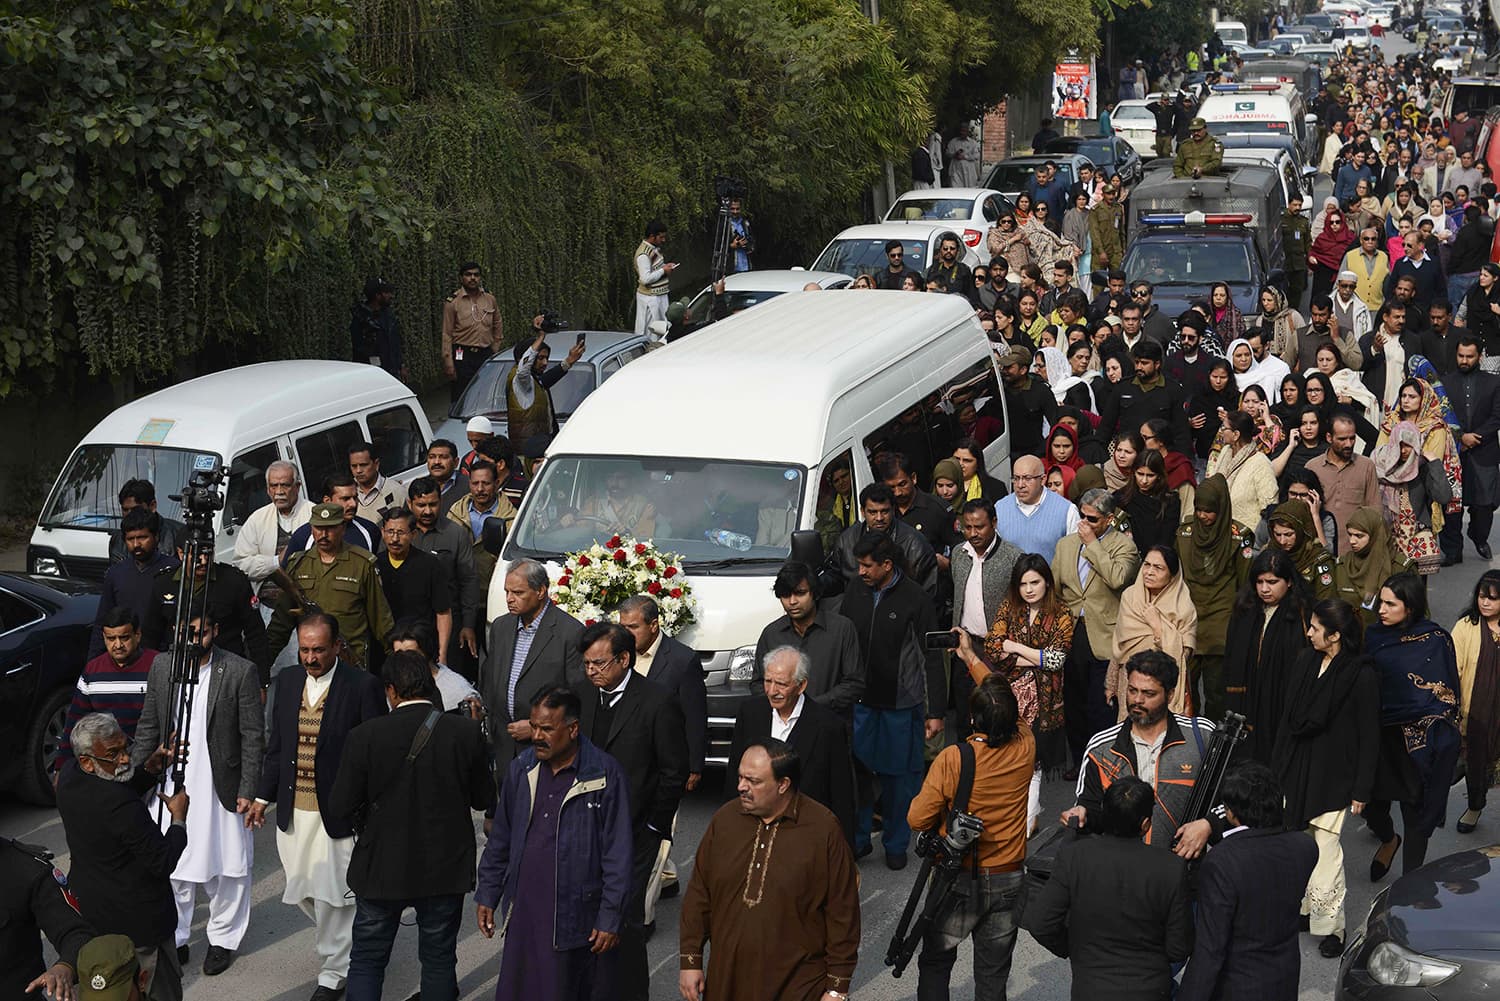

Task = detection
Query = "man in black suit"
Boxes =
[478,558,584,770]
[617,595,707,915]
[247,612,387,1001]
[576,622,688,1001]
[1023,777,1192,1001]
[726,645,856,846]
[56,712,186,1001]
[1441,335,1500,564]
[1179,762,1317,1001]
[328,650,495,1001]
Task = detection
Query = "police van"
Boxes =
[1197,83,1320,164]
[28,362,433,582]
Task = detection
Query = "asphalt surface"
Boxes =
[6,30,1485,1001]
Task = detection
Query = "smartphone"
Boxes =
[575,331,587,346]
[924,631,960,650]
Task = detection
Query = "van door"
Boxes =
[811,446,856,557]
[219,437,289,560]
[291,419,366,500]
[365,402,429,479]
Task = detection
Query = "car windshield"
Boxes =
[511,456,807,570]
[983,162,1076,193]
[886,197,977,222]
[684,288,786,326]
[1112,105,1152,124]
[812,238,930,278]
[452,359,596,421]
[41,444,221,531]
[1123,240,1254,285]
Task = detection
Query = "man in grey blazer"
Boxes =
[949,499,1022,727]
[131,614,264,977]
[478,559,585,771]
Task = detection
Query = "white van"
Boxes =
[488,291,1010,762]
[1214,20,1249,44]
[1197,83,1319,164]
[29,361,433,581]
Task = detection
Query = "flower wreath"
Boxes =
[551,535,698,634]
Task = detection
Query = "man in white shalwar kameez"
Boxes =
[131,617,264,977]
[634,219,677,337]
[247,613,387,1000]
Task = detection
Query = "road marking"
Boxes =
[862,889,884,906]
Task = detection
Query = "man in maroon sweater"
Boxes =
[56,606,158,772]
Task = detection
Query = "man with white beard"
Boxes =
[132,615,264,977]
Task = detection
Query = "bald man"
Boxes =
[990,456,1080,557]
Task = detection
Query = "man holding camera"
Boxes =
[905,674,1035,1001]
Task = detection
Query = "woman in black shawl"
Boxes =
[1273,598,1380,958]
[1188,358,1241,463]
[1114,449,1181,557]
[1222,548,1310,763]
[1303,371,1380,449]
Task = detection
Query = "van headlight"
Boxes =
[28,547,63,577]
[727,645,758,682]
[1367,942,1460,987]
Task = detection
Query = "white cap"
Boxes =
[466,416,494,435]
[1337,270,1358,283]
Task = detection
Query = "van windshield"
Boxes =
[41,444,221,531]
[511,456,807,571]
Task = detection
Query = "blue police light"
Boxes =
[1139,212,1254,226]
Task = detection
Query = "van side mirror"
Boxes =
[789,529,823,568]
[481,517,508,557]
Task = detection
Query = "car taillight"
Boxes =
[963,229,983,247]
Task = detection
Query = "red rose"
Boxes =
[607,535,622,548]
[578,555,590,567]
[645,558,657,570]
[647,581,663,595]
[664,566,677,578]
[634,543,647,554]
[670,587,683,598]
[584,618,596,626]
[613,549,627,562]
[557,575,571,588]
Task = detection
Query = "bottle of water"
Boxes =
[705,529,752,551]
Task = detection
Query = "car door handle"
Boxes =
[5,661,33,675]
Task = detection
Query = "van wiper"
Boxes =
[688,556,787,572]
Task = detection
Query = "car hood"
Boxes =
[1382,845,1500,954]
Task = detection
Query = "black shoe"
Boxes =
[202,946,234,976]
[403,994,421,1001]
[659,880,680,899]
[1458,809,1482,834]
[1441,553,1464,567]
[310,986,346,1001]
[1478,542,1494,561]
[176,944,189,965]
[1370,835,1402,882]
[886,852,908,871]
[1319,934,1344,958]
[855,844,873,860]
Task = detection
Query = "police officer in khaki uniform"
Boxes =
[265,503,395,672]
[1172,117,1224,179]
[441,261,503,404]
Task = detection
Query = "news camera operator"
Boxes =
[902,672,1035,1001]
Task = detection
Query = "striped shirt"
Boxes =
[57,647,160,768]
[507,604,547,716]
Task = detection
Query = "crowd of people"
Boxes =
[13,16,1500,1001]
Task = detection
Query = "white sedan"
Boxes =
[882,188,1017,257]
[1109,98,1162,159]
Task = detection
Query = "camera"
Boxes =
[173,462,226,532]
[538,309,569,334]
[914,810,985,871]
[714,175,748,202]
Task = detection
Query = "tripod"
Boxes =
[884,851,969,977]
[153,464,227,822]
[708,176,747,282]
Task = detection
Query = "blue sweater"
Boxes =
[994,490,1074,557]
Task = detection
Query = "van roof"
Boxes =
[84,361,416,454]
[549,291,981,464]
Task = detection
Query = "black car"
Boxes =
[0,573,97,804]
[1337,844,1500,998]
[1040,135,1144,186]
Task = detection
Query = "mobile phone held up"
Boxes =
[924,631,960,650]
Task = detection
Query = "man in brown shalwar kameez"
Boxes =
[678,739,860,1001]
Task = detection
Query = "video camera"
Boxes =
[171,459,226,541]
[914,810,984,871]
[714,175,748,202]
[537,309,570,334]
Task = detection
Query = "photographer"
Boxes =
[506,314,584,458]
[905,674,1035,1001]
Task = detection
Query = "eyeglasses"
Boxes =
[1081,513,1108,523]
[1014,473,1044,483]
[887,252,903,259]
[1131,289,1151,297]
[583,654,620,671]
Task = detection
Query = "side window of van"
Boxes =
[941,357,1004,444]
[226,441,282,528]
[295,421,363,500]
[813,449,855,554]
[367,405,427,474]
[860,394,957,493]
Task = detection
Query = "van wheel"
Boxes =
[16,688,71,806]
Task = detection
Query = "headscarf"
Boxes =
[1374,420,1424,521]
[932,458,964,515]
[1328,369,1382,426]
[1378,376,1461,503]
[1210,282,1246,342]
[1406,356,1464,445]
[1341,505,1404,606]
[1226,337,1260,392]
[1310,212,1354,271]
[1257,284,1301,354]
[1111,565,1199,716]
[1035,345,1070,395]
[1045,423,1085,472]
[1268,500,1327,579]
[1181,475,1241,586]
[1048,462,1077,496]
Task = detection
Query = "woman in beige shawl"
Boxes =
[1110,544,1199,717]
